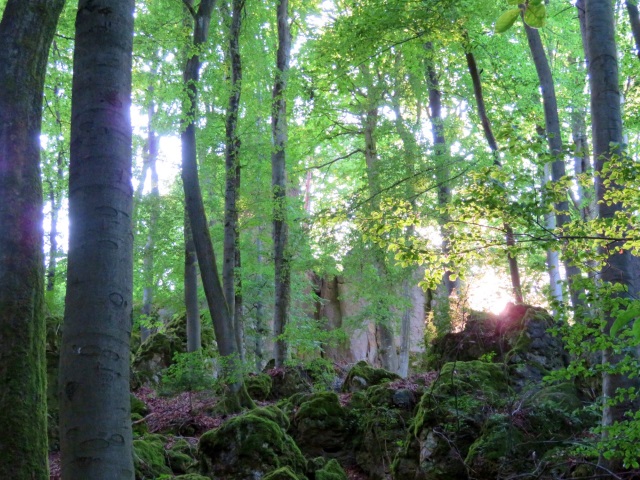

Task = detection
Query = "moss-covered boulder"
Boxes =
[393,361,510,479]
[246,372,273,401]
[199,413,307,479]
[267,366,314,400]
[292,392,351,460]
[167,438,198,474]
[349,384,417,479]
[133,434,172,479]
[315,459,348,480]
[342,361,400,393]
[174,475,210,480]
[426,304,568,390]
[253,404,291,430]
[131,313,214,387]
[263,466,305,480]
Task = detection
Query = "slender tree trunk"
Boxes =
[141,92,160,343]
[272,0,292,367]
[626,0,640,60]
[0,1,64,477]
[47,151,65,292]
[221,0,245,355]
[254,234,266,371]
[425,44,459,333]
[59,2,135,478]
[361,94,400,373]
[525,25,586,307]
[586,0,640,470]
[464,46,524,304]
[181,0,252,409]
[185,211,201,352]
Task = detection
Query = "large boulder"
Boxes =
[199,413,307,479]
[292,392,351,460]
[342,361,400,393]
[427,304,568,389]
[349,383,419,479]
[131,313,214,387]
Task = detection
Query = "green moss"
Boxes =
[199,413,307,478]
[131,393,149,416]
[133,434,172,479]
[246,372,273,401]
[173,475,210,480]
[342,361,400,392]
[465,414,524,476]
[293,392,350,457]
[253,405,290,430]
[263,466,304,480]
[315,459,348,480]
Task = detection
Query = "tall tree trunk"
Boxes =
[254,234,266,371]
[464,46,524,303]
[58,1,135,478]
[0,1,64,477]
[272,0,292,367]
[464,46,522,295]
[361,90,400,373]
[185,212,201,352]
[586,0,640,470]
[141,92,160,343]
[525,25,585,307]
[425,43,458,332]
[46,150,65,293]
[221,0,245,355]
[181,0,252,409]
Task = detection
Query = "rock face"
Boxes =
[392,305,594,480]
[427,303,569,388]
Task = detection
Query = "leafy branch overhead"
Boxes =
[495,0,547,33]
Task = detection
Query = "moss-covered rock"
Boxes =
[267,366,314,400]
[263,466,305,480]
[246,372,273,401]
[133,434,172,479]
[292,391,351,459]
[131,313,215,387]
[349,385,416,479]
[167,438,198,474]
[174,475,210,480]
[199,413,307,479]
[253,405,291,430]
[342,361,400,393]
[315,459,348,480]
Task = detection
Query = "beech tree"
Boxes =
[58,1,136,478]
[0,1,64,477]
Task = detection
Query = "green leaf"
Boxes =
[507,0,520,4]
[524,3,546,28]
[495,8,521,33]
[529,0,543,5]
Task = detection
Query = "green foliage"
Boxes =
[160,351,216,394]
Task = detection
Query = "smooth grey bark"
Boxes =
[0,0,64,477]
[464,46,524,304]
[181,0,252,409]
[185,212,201,352]
[221,0,245,356]
[586,0,640,470]
[272,0,292,367]
[58,1,135,478]
[253,234,266,371]
[141,92,160,343]
[524,25,585,308]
